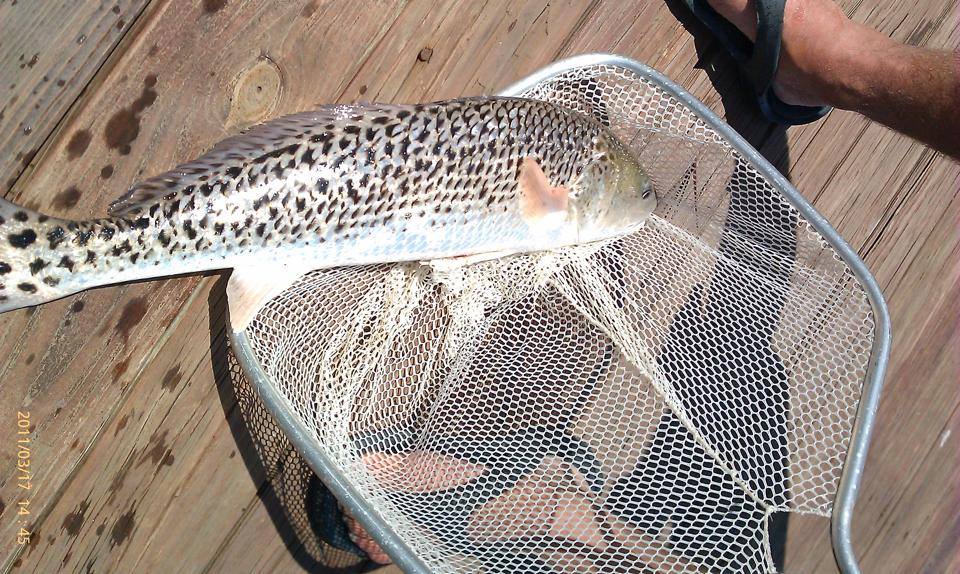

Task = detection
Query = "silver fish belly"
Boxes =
[0,97,655,313]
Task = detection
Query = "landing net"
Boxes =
[235,63,877,573]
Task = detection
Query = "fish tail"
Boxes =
[0,197,85,313]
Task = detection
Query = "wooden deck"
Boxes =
[0,1,957,572]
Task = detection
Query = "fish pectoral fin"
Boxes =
[226,263,312,332]
[519,157,569,222]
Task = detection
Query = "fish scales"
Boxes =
[0,97,655,313]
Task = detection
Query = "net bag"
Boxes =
[229,55,889,573]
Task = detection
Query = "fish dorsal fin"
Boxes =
[107,103,412,216]
[226,261,315,332]
[518,157,569,221]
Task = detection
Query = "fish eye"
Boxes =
[641,187,652,199]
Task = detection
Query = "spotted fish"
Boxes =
[0,97,655,328]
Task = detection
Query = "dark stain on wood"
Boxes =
[66,130,92,160]
[104,75,158,155]
[61,500,90,536]
[300,0,317,17]
[114,296,148,342]
[112,356,131,380]
[17,147,39,168]
[113,413,130,436]
[110,506,136,547]
[100,165,114,179]
[160,365,182,392]
[202,0,227,14]
[20,53,39,70]
[71,300,85,313]
[417,47,433,63]
[138,429,173,467]
[52,186,82,210]
[107,457,134,504]
[25,353,35,365]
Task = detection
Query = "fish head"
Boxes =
[570,132,656,242]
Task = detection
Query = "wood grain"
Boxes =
[0,1,152,197]
[0,0,957,572]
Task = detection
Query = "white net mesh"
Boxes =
[237,64,875,573]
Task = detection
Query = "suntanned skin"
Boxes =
[714,0,960,160]
[344,1,959,564]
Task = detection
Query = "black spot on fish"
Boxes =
[74,229,93,246]
[345,180,359,203]
[344,125,360,135]
[129,253,139,264]
[85,250,96,263]
[199,183,213,196]
[316,178,328,194]
[302,148,315,166]
[372,116,389,125]
[225,166,241,178]
[131,217,149,230]
[98,226,115,241]
[0,262,10,274]
[213,223,224,236]
[9,229,37,248]
[255,222,266,237]
[14,211,29,222]
[47,226,66,248]
[396,110,411,120]
[158,230,170,247]
[18,283,37,293]
[29,258,48,275]
[183,221,196,240]
[42,277,59,287]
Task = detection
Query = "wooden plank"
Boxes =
[3,0,959,572]
[0,0,407,569]
[0,0,152,196]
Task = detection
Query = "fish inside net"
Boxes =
[236,65,875,573]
